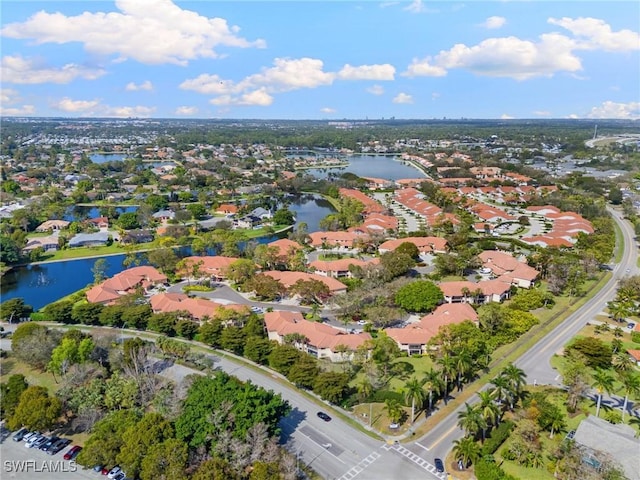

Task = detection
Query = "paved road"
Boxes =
[413,206,639,465]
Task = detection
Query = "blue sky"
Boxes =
[1,0,639,119]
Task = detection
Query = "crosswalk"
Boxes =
[337,452,381,480]
[382,443,447,479]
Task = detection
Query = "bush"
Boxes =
[631,331,640,344]
[368,390,404,405]
[481,421,514,456]
[475,457,518,480]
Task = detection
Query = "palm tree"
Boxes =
[457,403,486,440]
[384,398,404,424]
[454,350,472,392]
[629,415,640,437]
[403,377,427,424]
[501,363,527,410]
[477,390,501,431]
[612,351,635,373]
[452,436,481,469]
[423,368,444,415]
[547,409,566,439]
[591,369,615,418]
[437,353,456,405]
[490,375,510,411]
[618,371,640,421]
[356,378,373,403]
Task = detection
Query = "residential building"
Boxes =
[86,266,167,304]
[262,270,348,295]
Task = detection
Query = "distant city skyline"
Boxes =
[1,0,639,120]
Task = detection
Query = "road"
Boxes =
[413,206,639,465]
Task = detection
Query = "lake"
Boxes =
[306,154,426,180]
[0,194,335,310]
[90,153,129,163]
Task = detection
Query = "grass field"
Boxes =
[0,355,60,392]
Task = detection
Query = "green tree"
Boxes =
[313,371,351,404]
[117,212,140,230]
[220,326,247,355]
[423,368,444,415]
[0,374,28,419]
[591,369,615,418]
[43,300,74,323]
[139,438,189,480]
[198,319,224,347]
[618,371,640,421]
[243,337,273,364]
[92,258,109,284]
[452,436,481,468]
[8,386,62,431]
[117,413,175,478]
[287,355,320,389]
[403,377,427,424]
[395,241,420,260]
[457,403,486,441]
[567,337,612,369]
[226,258,258,286]
[0,298,33,322]
[500,363,527,410]
[289,278,331,305]
[186,203,207,220]
[272,207,296,225]
[383,398,404,424]
[146,248,180,275]
[394,280,443,313]
[247,274,285,301]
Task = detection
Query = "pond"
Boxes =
[306,154,426,181]
[1,194,336,310]
[90,153,129,163]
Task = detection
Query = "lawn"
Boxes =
[39,244,131,261]
[0,355,60,393]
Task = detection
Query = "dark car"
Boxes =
[48,438,71,455]
[40,436,59,451]
[64,445,82,460]
[317,411,331,422]
[12,428,29,442]
[92,465,104,473]
[434,458,445,473]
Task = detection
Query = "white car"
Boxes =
[107,466,122,479]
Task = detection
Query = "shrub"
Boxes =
[631,331,640,344]
[481,421,514,456]
[368,390,404,405]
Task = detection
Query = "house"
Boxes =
[439,280,512,304]
[478,250,539,288]
[384,303,478,355]
[264,310,371,362]
[86,266,167,304]
[308,231,362,251]
[181,256,240,280]
[22,235,59,253]
[627,349,640,366]
[354,213,399,233]
[68,231,110,248]
[250,207,272,219]
[35,220,70,232]
[87,217,109,229]
[216,204,239,216]
[378,236,448,255]
[309,257,379,278]
[573,416,640,480]
[152,210,175,222]
[150,292,248,321]
[262,270,348,295]
[338,188,386,214]
[268,238,305,257]
[120,229,154,245]
[235,215,261,229]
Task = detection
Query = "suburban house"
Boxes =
[152,210,175,222]
[262,270,348,295]
[181,256,241,280]
[265,310,371,362]
[68,231,110,248]
[22,235,59,253]
[35,220,70,232]
[478,250,539,288]
[150,292,248,321]
[86,266,167,304]
[627,349,640,366]
[308,231,362,251]
[572,416,640,480]
[235,215,262,229]
[309,257,379,278]
[87,217,109,229]
[216,204,239,216]
[351,213,399,234]
[120,229,154,245]
[268,238,305,257]
[385,303,478,355]
[378,236,448,255]
[338,188,386,214]
[439,279,512,304]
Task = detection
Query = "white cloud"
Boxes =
[587,101,640,119]
[393,93,413,104]
[404,33,581,80]
[0,88,35,116]
[210,88,273,106]
[366,85,385,95]
[320,107,336,114]
[482,16,506,29]
[175,106,199,115]
[53,97,101,112]
[548,17,640,51]
[1,55,106,84]
[337,64,395,81]
[403,0,437,14]
[125,80,154,91]
[238,57,335,92]
[500,114,514,119]
[1,0,266,66]
[404,58,448,77]
[179,74,235,95]
[49,97,156,117]
[533,110,551,116]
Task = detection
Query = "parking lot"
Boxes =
[0,429,96,480]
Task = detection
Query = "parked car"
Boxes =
[48,438,71,455]
[12,428,28,442]
[113,473,126,480]
[40,436,59,451]
[25,434,44,448]
[31,436,49,449]
[317,411,331,422]
[434,458,445,473]
[22,431,39,443]
[64,445,83,460]
[628,322,636,330]
[92,465,104,473]
[107,466,122,479]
